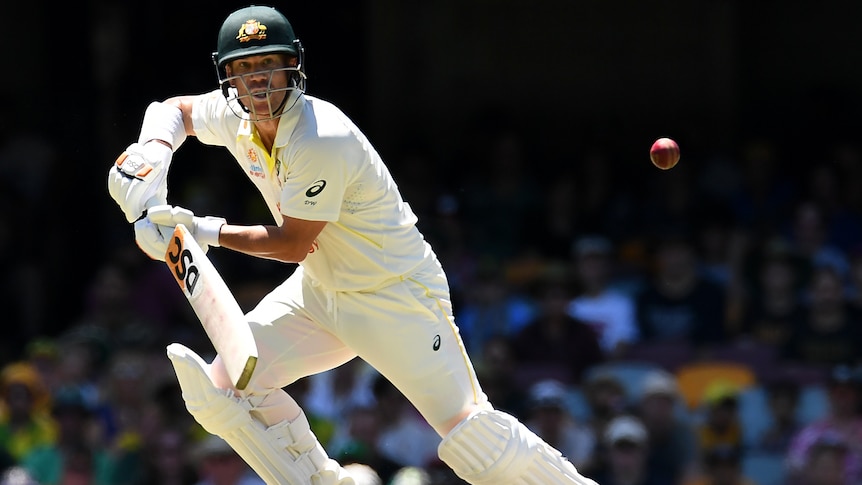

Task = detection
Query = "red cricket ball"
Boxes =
[650,137,680,170]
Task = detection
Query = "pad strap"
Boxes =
[139,101,187,151]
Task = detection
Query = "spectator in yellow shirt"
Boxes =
[0,362,57,463]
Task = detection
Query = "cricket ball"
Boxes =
[650,137,680,170]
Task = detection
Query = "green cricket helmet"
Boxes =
[212,5,307,120]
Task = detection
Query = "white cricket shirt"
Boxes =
[191,90,430,291]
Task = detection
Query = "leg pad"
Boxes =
[438,409,598,485]
[167,343,354,485]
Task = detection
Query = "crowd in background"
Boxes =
[3,93,862,483]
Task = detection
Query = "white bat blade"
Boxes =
[165,224,258,390]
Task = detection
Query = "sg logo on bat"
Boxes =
[166,225,203,300]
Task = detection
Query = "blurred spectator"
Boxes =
[738,239,807,350]
[141,378,200,451]
[331,404,403,484]
[575,150,633,243]
[591,414,668,485]
[756,379,802,454]
[634,228,730,348]
[98,349,178,484]
[455,258,535,357]
[797,437,853,485]
[636,370,699,484]
[696,381,743,453]
[524,166,579,259]
[803,162,862,254]
[781,266,862,367]
[22,339,62,395]
[786,200,851,281]
[286,376,341,449]
[583,372,629,442]
[0,362,56,464]
[77,260,159,349]
[567,236,639,359]
[684,445,756,485]
[370,376,440,471]
[21,386,116,485]
[698,208,751,337]
[53,327,110,412]
[786,364,862,484]
[524,380,597,471]
[694,205,746,291]
[129,427,198,485]
[728,139,796,237]
[191,434,263,485]
[472,336,528,419]
[422,193,477,301]
[510,268,605,384]
[302,359,377,444]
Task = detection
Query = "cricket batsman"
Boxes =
[106,5,599,485]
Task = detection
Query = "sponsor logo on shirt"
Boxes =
[249,164,265,179]
[304,180,326,206]
[306,180,326,197]
[246,149,266,179]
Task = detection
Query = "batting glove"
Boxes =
[146,205,226,250]
[108,142,172,222]
[134,217,174,262]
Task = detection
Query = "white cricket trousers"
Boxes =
[238,256,488,435]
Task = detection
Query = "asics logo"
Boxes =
[305,180,326,197]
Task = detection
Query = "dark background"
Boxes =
[1,0,861,343]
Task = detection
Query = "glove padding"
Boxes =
[146,205,226,249]
[107,142,172,222]
[134,217,176,262]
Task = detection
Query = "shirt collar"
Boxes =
[235,92,306,148]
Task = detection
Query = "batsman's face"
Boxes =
[226,54,297,116]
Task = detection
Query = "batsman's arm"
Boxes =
[217,216,327,264]
[149,206,326,264]
[160,96,198,141]
[107,96,199,223]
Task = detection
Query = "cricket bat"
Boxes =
[164,224,258,390]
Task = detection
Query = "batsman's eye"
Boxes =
[232,61,253,74]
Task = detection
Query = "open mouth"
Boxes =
[248,89,269,100]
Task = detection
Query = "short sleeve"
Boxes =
[191,90,240,147]
[279,136,355,222]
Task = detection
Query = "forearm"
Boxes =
[217,224,310,263]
